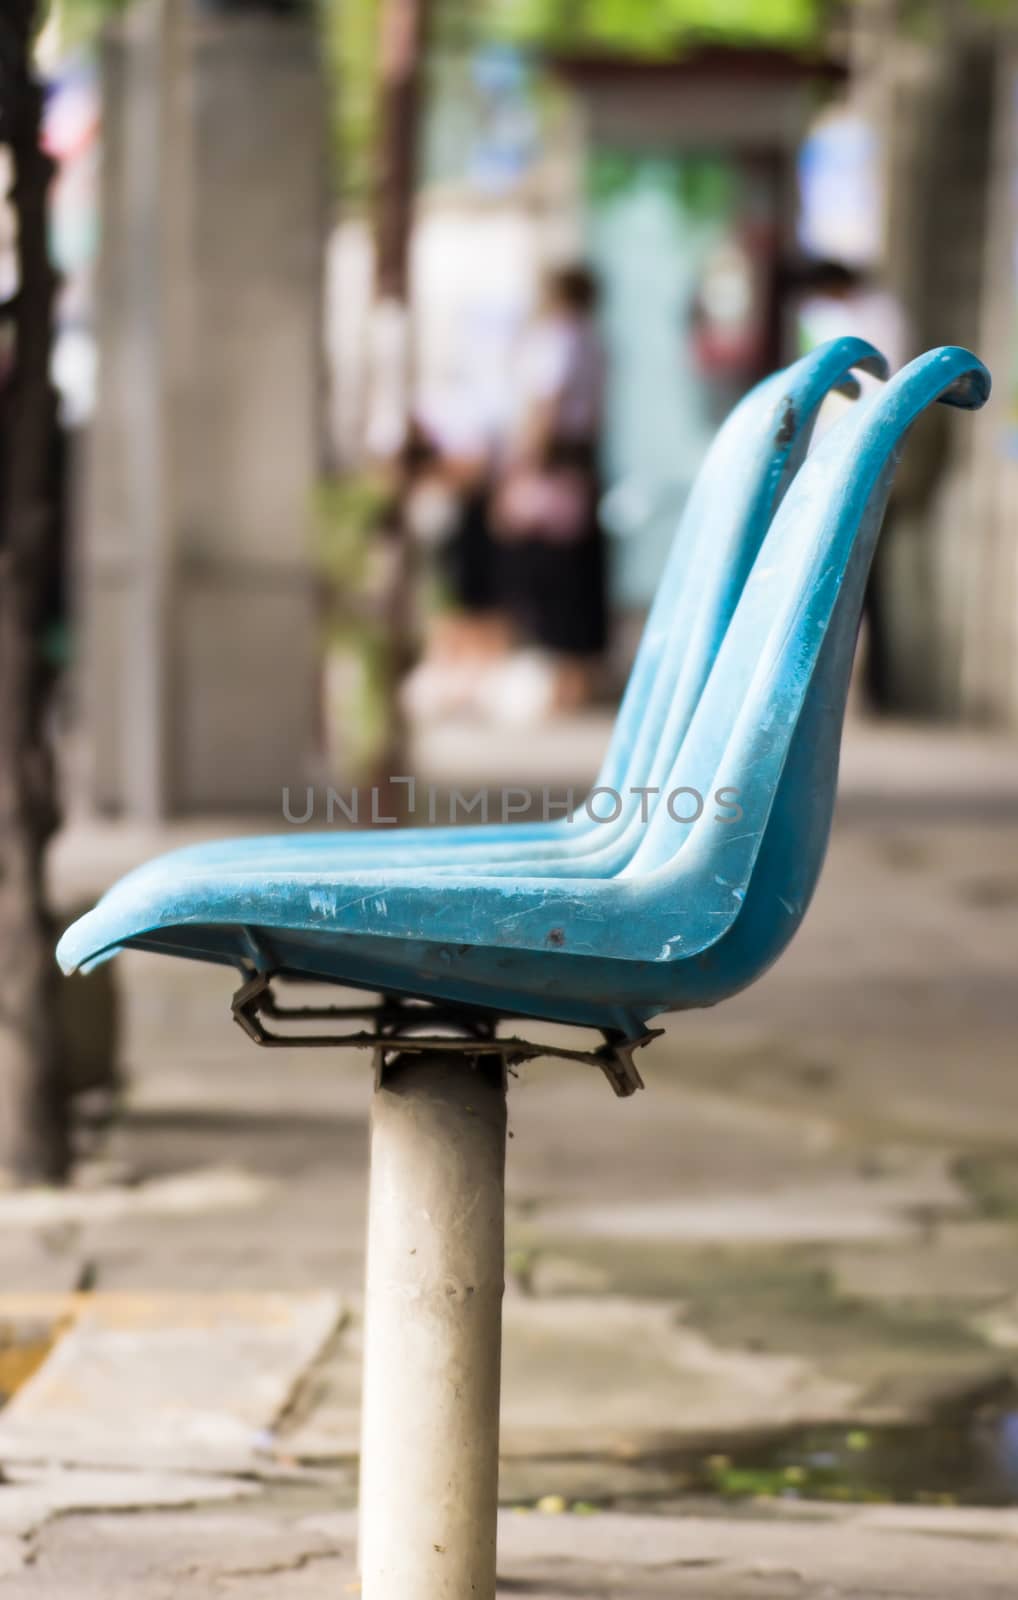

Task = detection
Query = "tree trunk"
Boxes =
[0,6,70,1183]
[375,0,428,304]
[370,0,429,815]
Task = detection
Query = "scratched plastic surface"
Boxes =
[58,347,989,1041]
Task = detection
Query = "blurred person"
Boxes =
[689,221,775,426]
[490,263,608,716]
[401,406,515,724]
[794,257,907,379]
[426,425,511,669]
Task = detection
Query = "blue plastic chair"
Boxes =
[58,346,989,1093]
[56,344,990,1598]
[97,337,884,888]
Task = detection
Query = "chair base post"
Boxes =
[359,1051,507,1599]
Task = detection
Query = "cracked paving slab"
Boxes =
[6,1502,1018,1597]
[0,1466,258,1578]
[0,1293,343,1474]
[277,1296,859,1467]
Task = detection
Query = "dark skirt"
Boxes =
[496,440,608,658]
[443,485,501,615]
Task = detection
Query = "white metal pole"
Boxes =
[359,1052,506,1600]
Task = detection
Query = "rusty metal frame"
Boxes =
[230,970,656,1096]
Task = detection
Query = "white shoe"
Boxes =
[477,651,557,727]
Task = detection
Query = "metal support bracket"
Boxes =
[230,971,657,1096]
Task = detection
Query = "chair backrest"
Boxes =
[595,336,887,801]
[180,337,890,881]
[631,347,990,968]
[442,336,890,879]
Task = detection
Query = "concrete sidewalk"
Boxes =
[7,1502,1018,1597]
[1,717,1016,1593]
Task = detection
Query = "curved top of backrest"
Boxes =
[596,335,888,796]
[434,333,894,885]
[627,346,990,950]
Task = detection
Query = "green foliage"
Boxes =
[494,0,823,52]
[46,0,131,48]
[319,0,380,201]
[313,472,397,778]
[326,0,826,202]
[314,471,391,591]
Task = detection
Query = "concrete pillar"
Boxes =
[83,0,325,815]
[84,0,181,817]
[359,1053,506,1600]
[874,11,1018,726]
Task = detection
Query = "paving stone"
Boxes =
[0,1293,343,1472]
[833,1222,1018,1304]
[0,1237,88,1298]
[0,1168,271,1230]
[499,1297,858,1452]
[9,1501,1018,1598]
[0,1467,258,1574]
[278,1297,858,1465]
[522,1150,967,1245]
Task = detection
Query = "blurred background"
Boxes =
[2,3,1018,1583]
[13,0,1018,834]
